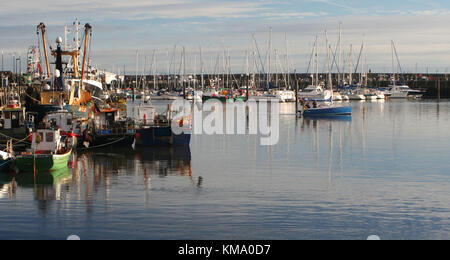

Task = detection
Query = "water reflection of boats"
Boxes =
[77,146,135,173]
[134,146,192,177]
[0,173,16,199]
[135,145,191,162]
[14,167,72,186]
[77,145,192,177]
[303,115,352,122]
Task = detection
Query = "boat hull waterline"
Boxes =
[302,106,352,117]
[15,149,72,173]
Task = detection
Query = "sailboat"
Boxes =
[385,41,411,99]
[301,32,352,117]
[298,36,333,102]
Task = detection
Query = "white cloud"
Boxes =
[0,0,267,25]
[2,1,450,73]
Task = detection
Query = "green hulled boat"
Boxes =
[234,96,247,101]
[202,95,233,102]
[15,150,72,172]
[14,128,73,173]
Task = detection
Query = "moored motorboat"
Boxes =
[302,103,352,117]
[298,85,333,101]
[364,93,378,101]
[14,128,73,173]
[376,91,386,99]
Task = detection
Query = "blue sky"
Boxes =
[2,0,450,74]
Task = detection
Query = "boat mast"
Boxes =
[37,23,51,78]
[166,49,170,91]
[326,31,332,92]
[153,50,157,91]
[80,23,92,90]
[64,25,68,51]
[267,27,272,89]
[349,44,353,86]
[315,35,319,87]
[171,45,177,92]
[338,22,342,86]
[392,40,396,87]
[134,49,138,99]
[275,49,278,89]
[285,32,290,89]
[200,46,204,91]
[183,47,186,98]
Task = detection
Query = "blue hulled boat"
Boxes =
[128,97,191,148]
[302,105,352,117]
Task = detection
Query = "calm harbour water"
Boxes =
[0,99,449,240]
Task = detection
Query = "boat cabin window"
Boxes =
[67,119,72,126]
[46,132,54,142]
[4,112,10,119]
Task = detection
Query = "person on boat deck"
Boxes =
[313,101,318,108]
[305,101,311,109]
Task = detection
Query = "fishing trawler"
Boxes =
[81,105,133,148]
[0,93,32,145]
[130,98,191,147]
[15,126,73,173]
[34,21,103,123]
[42,110,82,147]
